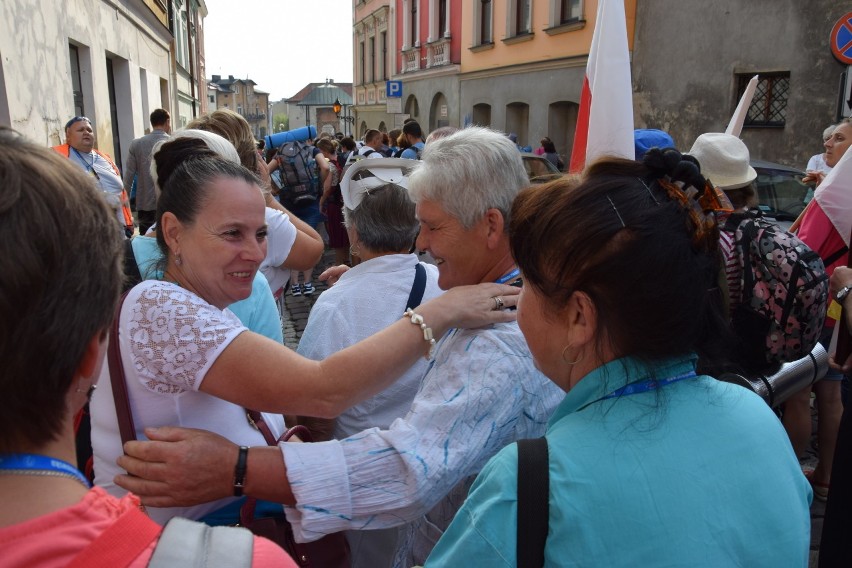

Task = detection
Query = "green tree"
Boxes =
[273,114,289,132]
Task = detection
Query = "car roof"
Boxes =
[750,159,804,175]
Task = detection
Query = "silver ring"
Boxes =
[492,296,504,310]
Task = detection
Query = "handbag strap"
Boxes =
[108,291,137,445]
[516,437,549,568]
[67,505,161,568]
[405,262,427,311]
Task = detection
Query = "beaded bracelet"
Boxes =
[403,308,437,360]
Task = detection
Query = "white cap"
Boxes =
[339,157,417,210]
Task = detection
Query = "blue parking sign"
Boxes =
[386,81,402,98]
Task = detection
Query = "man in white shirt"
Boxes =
[115,127,565,567]
[357,129,385,159]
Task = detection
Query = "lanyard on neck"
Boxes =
[0,453,91,488]
[595,371,697,404]
[495,268,520,284]
[71,147,100,181]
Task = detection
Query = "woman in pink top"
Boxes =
[0,128,295,567]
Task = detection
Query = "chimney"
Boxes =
[229,75,234,81]
[212,74,220,82]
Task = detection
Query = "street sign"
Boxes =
[841,66,852,118]
[830,12,852,64]
[386,97,402,114]
[386,81,403,98]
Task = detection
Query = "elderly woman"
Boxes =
[425,152,812,566]
[90,136,515,526]
[0,128,293,566]
[51,116,134,236]
[297,158,443,566]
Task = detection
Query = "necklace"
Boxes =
[0,453,90,489]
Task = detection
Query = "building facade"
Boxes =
[349,0,845,167]
[632,0,848,168]
[209,75,270,139]
[0,0,207,172]
[271,81,354,137]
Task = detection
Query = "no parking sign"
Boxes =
[831,12,852,64]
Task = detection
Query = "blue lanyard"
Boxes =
[597,371,697,402]
[0,453,91,488]
[495,268,520,284]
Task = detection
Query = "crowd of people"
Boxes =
[1,109,851,567]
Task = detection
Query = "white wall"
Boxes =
[0,0,172,168]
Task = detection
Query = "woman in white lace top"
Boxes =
[90,137,518,525]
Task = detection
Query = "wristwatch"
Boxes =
[837,285,852,304]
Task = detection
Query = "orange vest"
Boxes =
[52,144,135,231]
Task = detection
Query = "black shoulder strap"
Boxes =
[122,238,143,293]
[517,437,549,568]
[824,245,850,269]
[405,263,427,311]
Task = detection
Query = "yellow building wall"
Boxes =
[460,0,636,72]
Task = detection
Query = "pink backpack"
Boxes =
[724,212,828,371]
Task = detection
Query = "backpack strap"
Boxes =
[148,517,254,568]
[123,239,143,293]
[108,291,138,445]
[823,245,850,269]
[405,263,427,311]
[363,148,375,157]
[67,506,161,568]
[735,217,760,304]
[517,437,549,568]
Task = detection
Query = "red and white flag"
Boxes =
[814,146,852,251]
[569,0,634,173]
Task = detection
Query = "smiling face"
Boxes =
[825,122,852,168]
[170,175,268,309]
[66,120,94,153]
[414,199,493,289]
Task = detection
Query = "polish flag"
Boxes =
[799,146,852,273]
[569,0,635,173]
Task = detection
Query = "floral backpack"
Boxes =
[723,211,828,372]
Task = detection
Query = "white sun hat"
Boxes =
[688,133,757,190]
[340,157,418,210]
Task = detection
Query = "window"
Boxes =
[439,0,448,36]
[237,105,243,115]
[208,94,215,104]
[410,0,419,46]
[515,0,531,34]
[380,31,388,81]
[69,44,84,117]
[560,0,582,24]
[369,36,376,83]
[359,41,365,85]
[234,84,240,95]
[737,72,790,128]
[473,0,493,46]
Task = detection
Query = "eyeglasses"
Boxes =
[65,116,91,129]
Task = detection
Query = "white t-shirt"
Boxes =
[806,153,832,175]
[260,207,298,294]
[357,146,383,159]
[91,280,285,525]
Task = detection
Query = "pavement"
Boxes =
[277,246,827,567]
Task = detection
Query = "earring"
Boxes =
[175,253,183,266]
[349,245,360,257]
[76,383,98,402]
[561,345,583,366]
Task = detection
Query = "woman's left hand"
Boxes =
[417,283,520,336]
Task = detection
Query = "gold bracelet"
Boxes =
[403,308,437,360]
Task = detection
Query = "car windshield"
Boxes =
[754,166,812,222]
[522,155,561,183]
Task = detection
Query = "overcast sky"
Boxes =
[203,0,354,101]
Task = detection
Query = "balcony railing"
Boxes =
[244,113,266,121]
[403,48,420,73]
[427,38,451,68]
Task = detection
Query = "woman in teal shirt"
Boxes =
[427,152,812,567]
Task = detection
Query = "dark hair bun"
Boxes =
[155,137,219,190]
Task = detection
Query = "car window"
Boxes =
[754,167,811,222]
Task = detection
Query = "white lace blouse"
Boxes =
[91,280,285,525]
